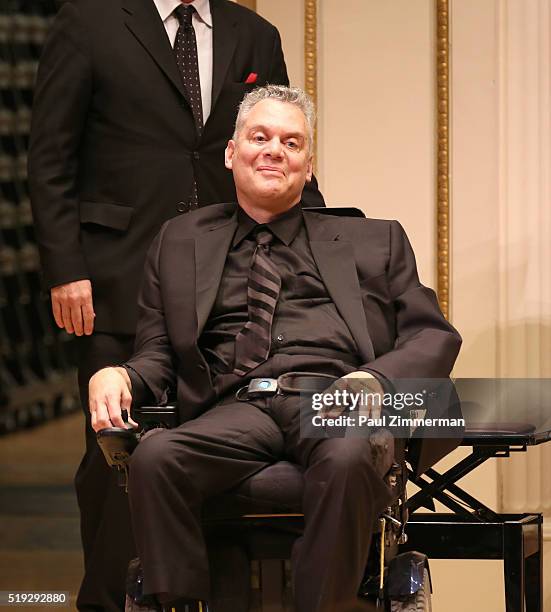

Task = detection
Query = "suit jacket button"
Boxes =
[177,201,188,213]
[192,151,200,160]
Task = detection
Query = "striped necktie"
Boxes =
[233,229,282,376]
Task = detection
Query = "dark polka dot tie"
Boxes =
[174,5,203,132]
[174,4,202,207]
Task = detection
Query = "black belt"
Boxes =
[236,371,337,401]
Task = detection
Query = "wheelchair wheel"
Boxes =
[389,568,432,612]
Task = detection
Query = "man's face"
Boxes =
[225,99,313,213]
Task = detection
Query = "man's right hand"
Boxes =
[89,367,137,432]
[51,279,95,336]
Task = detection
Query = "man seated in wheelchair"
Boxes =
[89,85,461,612]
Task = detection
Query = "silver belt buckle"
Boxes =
[247,378,278,395]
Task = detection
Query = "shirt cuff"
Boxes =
[121,364,153,407]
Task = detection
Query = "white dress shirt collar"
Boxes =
[152,0,212,28]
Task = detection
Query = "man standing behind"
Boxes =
[89,85,461,612]
[28,1,323,610]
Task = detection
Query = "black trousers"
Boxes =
[129,393,394,612]
[75,333,137,612]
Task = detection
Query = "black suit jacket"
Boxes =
[125,204,463,475]
[28,0,323,334]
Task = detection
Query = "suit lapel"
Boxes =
[304,212,375,363]
[195,216,237,335]
[210,0,239,113]
[122,0,188,101]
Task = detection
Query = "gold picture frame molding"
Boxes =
[436,0,450,319]
[304,0,318,173]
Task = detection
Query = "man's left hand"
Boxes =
[320,371,384,420]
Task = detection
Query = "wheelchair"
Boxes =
[98,400,433,612]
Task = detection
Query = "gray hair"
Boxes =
[233,85,315,151]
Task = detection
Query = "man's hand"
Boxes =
[320,371,383,420]
[51,279,95,336]
[89,367,138,432]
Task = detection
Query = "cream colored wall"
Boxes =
[254,1,549,610]
[317,0,437,288]
[451,0,500,377]
[453,0,551,609]
[432,3,503,606]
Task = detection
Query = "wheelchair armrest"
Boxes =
[133,404,179,430]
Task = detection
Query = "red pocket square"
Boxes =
[245,72,258,84]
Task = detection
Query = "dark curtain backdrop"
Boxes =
[0,0,78,435]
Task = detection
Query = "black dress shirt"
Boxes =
[199,204,361,397]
